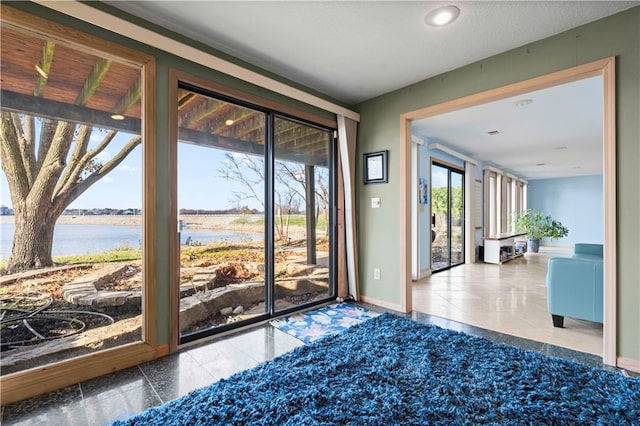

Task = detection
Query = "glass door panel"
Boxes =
[431,162,464,272]
[450,171,464,266]
[177,88,267,339]
[273,116,333,312]
[431,164,450,271]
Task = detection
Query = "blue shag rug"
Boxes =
[113,313,640,425]
[270,303,380,343]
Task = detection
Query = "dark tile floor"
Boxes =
[1,304,630,425]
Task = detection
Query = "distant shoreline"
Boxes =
[0,214,252,228]
[1,215,143,227]
[0,214,304,237]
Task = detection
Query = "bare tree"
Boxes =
[218,152,328,241]
[0,114,140,272]
[277,162,330,236]
[218,152,266,210]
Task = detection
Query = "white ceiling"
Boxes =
[106,1,633,180]
[413,76,604,180]
[107,1,637,105]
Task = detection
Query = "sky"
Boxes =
[0,128,266,211]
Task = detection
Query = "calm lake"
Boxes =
[0,223,263,260]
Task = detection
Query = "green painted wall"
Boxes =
[10,2,338,346]
[356,6,640,360]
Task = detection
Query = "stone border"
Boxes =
[62,263,141,308]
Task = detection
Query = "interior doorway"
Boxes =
[430,161,465,272]
[399,58,616,365]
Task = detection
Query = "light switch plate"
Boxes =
[371,197,381,208]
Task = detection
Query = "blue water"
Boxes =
[0,223,263,260]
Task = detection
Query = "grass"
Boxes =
[180,241,288,267]
[53,248,142,264]
[232,214,328,230]
[2,234,321,275]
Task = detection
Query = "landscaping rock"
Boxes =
[179,296,210,328]
[63,263,134,306]
[220,307,233,316]
[232,306,244,314]
[191,267,220,289]
[179,282,265,331]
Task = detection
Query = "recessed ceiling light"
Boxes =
[111,114,125,121]
[487,130,501,136]
[513,99,533,108]
[225,119,235,126]
[425,5,460,27]
[536,163,546,166]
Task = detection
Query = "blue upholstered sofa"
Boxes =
[546,243,603,328]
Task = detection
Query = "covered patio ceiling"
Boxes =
[0,22,330,166]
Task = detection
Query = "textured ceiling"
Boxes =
[104,1,632,180]
[108,1,638,105]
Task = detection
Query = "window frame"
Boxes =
[484,167,527,237]
[0,4,158,404]
[168,70,338,351]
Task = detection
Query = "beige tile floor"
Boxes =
[412,246,603,355]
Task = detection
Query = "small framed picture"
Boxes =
[363,150,388,184]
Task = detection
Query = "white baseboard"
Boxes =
[412,268,431,281]
[617,356,640,373]
[359,295,403,313]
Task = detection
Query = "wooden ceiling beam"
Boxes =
[177,92,197,110]
[2,88,327,165]
[181,99,227,128]
[112,79,141,114]
[178,127,327,167]
[34,40,55,97]
[219,113,264,140]
[1,90,140,133]
[75,58,112,106]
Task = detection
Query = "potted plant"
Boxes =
[513,209,569,253]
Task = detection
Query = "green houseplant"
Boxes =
[513,209,569,252]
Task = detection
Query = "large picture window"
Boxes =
[1,6,156,403]
[483,167,527,236]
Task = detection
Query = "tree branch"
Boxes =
[0,112,30,203]
[53,135,141,212]
[54,124,93,197]
[28,121,76,210]
[276,162,306,202]
[36,118,58,169]
[218,153,265,209]
[56,128,117,198]
[9,113,37,187]
[22,115,37,186]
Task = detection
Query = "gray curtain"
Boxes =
[337,115,359,300]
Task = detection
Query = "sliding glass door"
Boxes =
[177,91,268,340]
[273,116,333,312]
[175,82,335,344]
[431,162,464,272]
